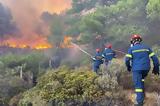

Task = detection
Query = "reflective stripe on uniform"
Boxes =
[135,89,143,92]
[142,79,145,82]
[126,54,132,58]
[149,52,155,57]
[132,49,149,53]
[105,53,114,56]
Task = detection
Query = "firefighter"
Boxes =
[102,43,116,66]
[125,34,159,106]
[92,48,103,73]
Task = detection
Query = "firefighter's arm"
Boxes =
[149,48,159,75]
[92,56,96,61]
[113,51,117,58]
[102,54,105,58]
[125,57,131,72]
[125,49,132,72]
[96,56,103,59]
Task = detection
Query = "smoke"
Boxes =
[0,0,71,48]
[0,3,17,38]
[41,12,55,25]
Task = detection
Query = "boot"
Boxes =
[134,102,143,106]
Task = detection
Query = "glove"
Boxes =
[92,57,96,61]
[152,67,159,75]
[127,66,131,72]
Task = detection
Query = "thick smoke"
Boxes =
[41,12,55,25]
[0,0,71,48]
[0,0,71,38]
[0,3,17,38]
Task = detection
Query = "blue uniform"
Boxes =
[102,48,116,66]
[92,52,103,73]
[125,43,159,104]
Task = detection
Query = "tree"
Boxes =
[69,0,98,14]
[64,15,81,37]
[48,14,66,47]
[145,0,160,44]
[67,0,149,49]
[98,0,118,6]
[146,0,160,21]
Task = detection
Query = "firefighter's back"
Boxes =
[130,43,151,71]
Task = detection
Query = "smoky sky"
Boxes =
[0,3,17,38]
[41,12,54,25]
[0,0,71,47]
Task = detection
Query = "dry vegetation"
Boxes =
[5,59,158,106]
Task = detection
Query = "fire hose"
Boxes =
[71,42,127,58]
[112,49,126,55]
[71,42,93,58]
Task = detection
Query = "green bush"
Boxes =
[0,52,50,105]
[0,52,49,72]
[19,65,130,106]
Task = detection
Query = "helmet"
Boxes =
[105,43,112,48]
[96,48,100,52]
[130,34,142,44]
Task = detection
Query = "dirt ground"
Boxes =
[126,90,160,106]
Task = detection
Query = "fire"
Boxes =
[0,0,72,50]
[34,44,52,50]
[1,37,52,50]
[60,36,73,48]
[0,36,75,50]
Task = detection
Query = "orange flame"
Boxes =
[60,36,73,48]
[0,36,75,50]
[1,37,52,50]
[0,0,72,50]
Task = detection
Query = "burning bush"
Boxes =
[19,65,131,106]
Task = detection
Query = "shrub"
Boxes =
[19,65,131,106]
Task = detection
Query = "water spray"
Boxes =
[71,42,127,58]
[71,42,93,58]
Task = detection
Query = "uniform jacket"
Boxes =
[125,43,159,71]
[93,52,103,66]
[102,48,116,61]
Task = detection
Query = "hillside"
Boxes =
[0,0,160,106]
[18,60,160,106]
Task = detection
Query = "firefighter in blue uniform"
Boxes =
[102,43,116,66]
[125,34,159,106]
[92,48,103,73]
